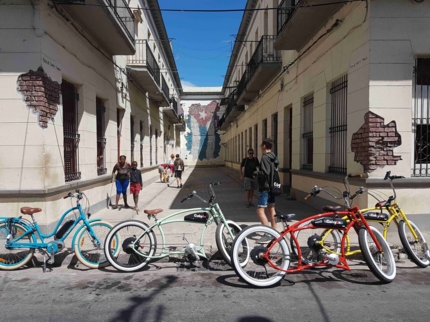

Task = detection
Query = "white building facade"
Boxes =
[0,0,184,230]
[221,0,430,214]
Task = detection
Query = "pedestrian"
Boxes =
[174,154,185,188]
[129,161,143,211]
[158,164,165,182]
[255,138,279,242]
[163,165,170,183]
[111,155,131,209]
[240,148,260,207]
[168,154,175,177]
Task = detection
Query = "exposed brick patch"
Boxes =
[17,67,61,128]
[351,112,402,173]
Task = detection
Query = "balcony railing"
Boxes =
[277,0,297,35]
[106,0,135,44]
[128,40,161,86]
[161,75,170,101]
[172,99,178,115]
[236,35,281,101]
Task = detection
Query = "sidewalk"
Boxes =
[32,165,430,268]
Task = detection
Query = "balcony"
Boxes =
[275,0,346,51]
[128,40,171,106]
[163,98,181,123]
[236,36,282,105]
[53,0,135,55]
[176,115,186,132]
[220,96,244,131]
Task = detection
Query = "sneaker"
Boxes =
[124,204,131,209]
[180,184,183,188]
[246,202,251,208]
[256,233,273,244]
[111,205,118,210]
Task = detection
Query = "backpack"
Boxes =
[269,160,282,196]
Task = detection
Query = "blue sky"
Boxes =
[159,0,247,88]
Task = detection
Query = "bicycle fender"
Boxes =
[71,218,103,250]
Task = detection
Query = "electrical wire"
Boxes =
[6,1,365,12]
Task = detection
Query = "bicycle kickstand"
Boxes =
[41,250,53,273]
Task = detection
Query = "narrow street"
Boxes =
[1,167,429,322]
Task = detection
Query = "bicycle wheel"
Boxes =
[290,219,342,264]
[231,225,290,288]
[359,226,396,283]
[104,220,157,272]
[74,221,118,269]
[398,220,429,268]
[215,220,249,267]
[0,221,35,270]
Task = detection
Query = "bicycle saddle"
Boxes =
[275,213,295,221]
[20,207,42,215]
[144,209,163,215]
[322,206,341,212]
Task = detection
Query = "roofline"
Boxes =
[221,0,258,95]
[146,0,183,94]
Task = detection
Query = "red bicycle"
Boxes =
[230,185,396,287]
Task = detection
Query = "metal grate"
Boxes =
[302,94,313,170]
[277,0,298,35]
[329,75,348,174]
[161,75,170,101]
[62,80,80,182]
[413,58,430,176]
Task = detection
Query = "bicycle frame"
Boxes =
[265,206,384,273]
[132,202,234,260]
[4,203,102,250]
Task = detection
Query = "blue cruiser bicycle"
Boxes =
[0,190,120,271]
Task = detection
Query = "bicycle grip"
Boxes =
[212,182,221,186]
[63,192,72,199]
[304,194,312,201]
[180,197,188,203]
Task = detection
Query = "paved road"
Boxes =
[1,166,430,321]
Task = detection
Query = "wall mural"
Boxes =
[351,111,402,173]
[183,100,222,161]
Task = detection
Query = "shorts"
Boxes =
[115,179,129,195]
[158,166,164,174]
[244,177,258,191]
[130,183,141,194]
[258,190,275,208]
[174,170,182,179]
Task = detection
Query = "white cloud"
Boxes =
[181,80,197,87]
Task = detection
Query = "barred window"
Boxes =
[62,80,80,182]
[329,75,348,174]
[149,125,153,166]
[302,94,313,170]
[262,119,268,139]
[140,121,144,167]
[96,98,106,175]
[130,116,135,163]
[254,124,258,159]
[413,58,430,176]
[155,128,158,165]
[272,113,278,155]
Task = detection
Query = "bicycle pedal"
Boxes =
[47,258,55,265]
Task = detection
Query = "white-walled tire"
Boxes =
[104,220,157,272]
[359,226,396,283]
[398,220,429,268]
[231,225,290,288]
[215,220,249,267]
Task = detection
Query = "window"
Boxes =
[272,113,278,155]
[245,129,248,151]
[413,58,430,176]
[249,127,252,152]
[155,129,158,164]
[329,75,348,174]
[241,132,244,160]
[130,116,135,162]
[262,119,268,139]
[117,108,122,161]
[62,80,80,182]
[254,124,258,159]
[302,94,314,170]
[96,98,106,175]
[149,125,153,166]
[140,121,144,167]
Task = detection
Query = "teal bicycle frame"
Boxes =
[138,202,234,259]
[2,203,103,252]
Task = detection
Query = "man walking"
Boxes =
[174,154,185,188]
[255,138,279,242]
[240,149,260,207]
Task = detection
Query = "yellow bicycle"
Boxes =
[293,172,429,268]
